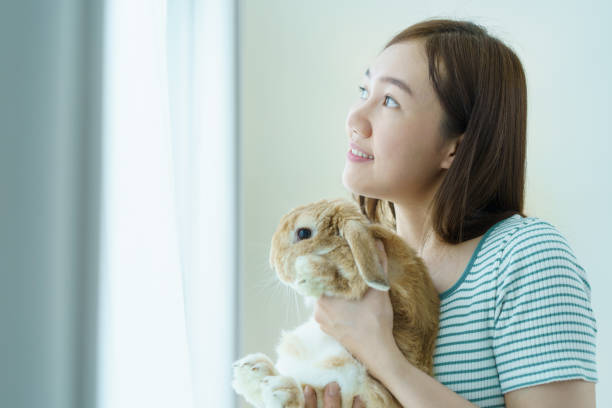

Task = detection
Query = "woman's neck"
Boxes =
[393,202,437,257]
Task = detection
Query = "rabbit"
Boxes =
[232,197,440,408]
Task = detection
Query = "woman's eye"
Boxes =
[358,86,368,99]
[384,95,399,108]
[357,86,399,108]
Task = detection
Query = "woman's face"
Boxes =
[342,40,452,204]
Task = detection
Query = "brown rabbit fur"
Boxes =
[232,197,439,408]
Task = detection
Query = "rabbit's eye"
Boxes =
[296,227,312,241]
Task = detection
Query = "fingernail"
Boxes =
[326,382,339,396]
[303,385,312,396]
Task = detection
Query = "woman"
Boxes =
[305,19,598,407]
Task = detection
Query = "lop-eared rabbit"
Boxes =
[232,198,440,407]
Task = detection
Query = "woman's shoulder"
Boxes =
[479,213,557,260]
[462,214,564,280]
[486,213,578,259]
[488,215,598,392]
[487,213,561,244]
[490,213,592,295]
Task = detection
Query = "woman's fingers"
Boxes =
[375,239,388,275]
[323,382,341,408]
[352,395,366,407]
[303,385,316,408]
[303,383,363,408]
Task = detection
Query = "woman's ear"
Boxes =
[441,133,464,170]
[340,219,389,291]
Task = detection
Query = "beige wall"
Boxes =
[238,1,611,407]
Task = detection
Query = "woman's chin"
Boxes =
[341,167,357,191]
[341,169,368,196]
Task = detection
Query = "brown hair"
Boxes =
[353,18,528,244]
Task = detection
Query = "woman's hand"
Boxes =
[313,240,396,371]
[303,382,365,408]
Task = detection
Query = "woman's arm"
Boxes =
[366,333,479,408]
[504,380,595,408]
[313,239,597,408]
[308,339,595,408]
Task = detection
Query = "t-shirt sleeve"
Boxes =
[492,219,598,394]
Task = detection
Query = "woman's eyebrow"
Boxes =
[365,68,413,97]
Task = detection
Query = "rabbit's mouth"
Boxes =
[292,279,337,298]
[290,254,340,297]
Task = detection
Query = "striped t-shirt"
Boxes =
[433,214,598,407]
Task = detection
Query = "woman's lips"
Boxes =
[347,149,374,162]
[349,141,373,156]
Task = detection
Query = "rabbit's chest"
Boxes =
[273,317,367,392]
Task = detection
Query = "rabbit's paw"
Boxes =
[232,352,279,407]
[261,375,304,408]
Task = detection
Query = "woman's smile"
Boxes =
[347,148,374,162]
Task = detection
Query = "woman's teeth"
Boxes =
[351,148,374,159]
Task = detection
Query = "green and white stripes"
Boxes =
[433,215,597,408]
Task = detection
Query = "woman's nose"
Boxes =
[345,106,372,140]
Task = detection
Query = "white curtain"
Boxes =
[99,0,238,407]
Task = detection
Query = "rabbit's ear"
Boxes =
[341,219,390,291]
